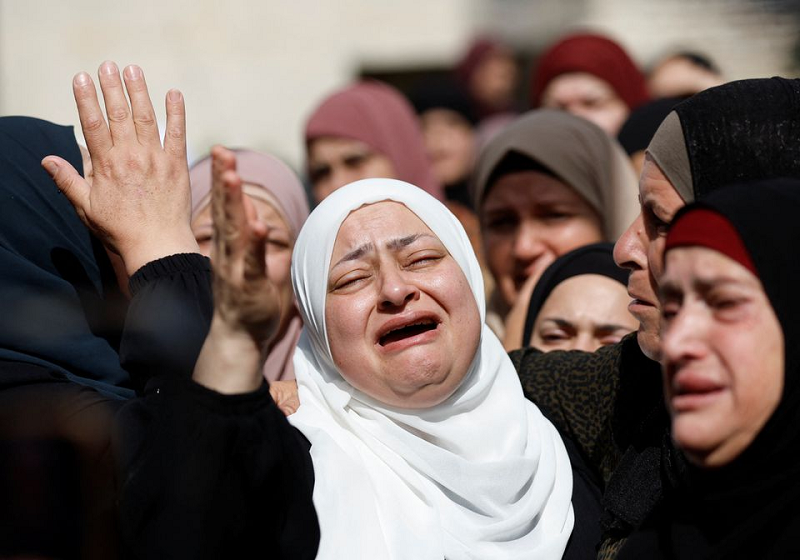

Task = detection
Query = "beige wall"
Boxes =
[2,0,796,172]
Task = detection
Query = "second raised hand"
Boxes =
[42,61,199,276]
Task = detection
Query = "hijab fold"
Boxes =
[289,179,574,559]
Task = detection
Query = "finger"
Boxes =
[41,156,91,223]
[243,209,268,282]
[122,65,160,147]
[210,147,238,264]
[72,72,112,165]
[213,169,247,267]
[97,60,134,145]
[163,89,187,161]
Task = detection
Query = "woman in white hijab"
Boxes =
[122,148,576,559]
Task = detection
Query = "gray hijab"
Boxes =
[472,109,638,240]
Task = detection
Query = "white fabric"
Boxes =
[289,179,574,560]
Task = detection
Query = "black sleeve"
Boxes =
[115,376,319,560]
[120,253,213,393]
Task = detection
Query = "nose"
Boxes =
[661,303,709,368]
[572,333,599,353]
[512,220,547,264]
[614,212,646,272]
[377,267,419,310]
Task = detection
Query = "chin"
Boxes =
[636,324,662,362]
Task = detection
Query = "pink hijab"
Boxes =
[190,150,310,381]
[305,80,444,200]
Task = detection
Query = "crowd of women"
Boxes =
[1,29,799,559]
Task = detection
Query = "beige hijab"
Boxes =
[472,109,639,240]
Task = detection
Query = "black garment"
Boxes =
[0,116,133,399]
[616,97,684,156]
[522,243,628,347]
[675,77,800,200]
[512,333,665,559]
[116,377,320,560]
[618,180,800,559]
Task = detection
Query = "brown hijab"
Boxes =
[472,109,639,240]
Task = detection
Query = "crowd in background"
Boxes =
[1,25,799,560]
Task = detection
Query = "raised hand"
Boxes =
[193,147,282,394]
[42,61,198,276]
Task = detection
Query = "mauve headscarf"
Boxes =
[305,80,443,200]
[647,77,800,203]
[472,109,639,240]
[530,33,650,111]
[190,150,310,382]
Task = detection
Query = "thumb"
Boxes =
[41,156,90,220]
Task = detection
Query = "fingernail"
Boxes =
[100,60,118,75]
[74,72,90,87]
[41,158,59,176]
[167,89,182,102]
[124,65,142,80]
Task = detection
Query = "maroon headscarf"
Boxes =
[530,32,650,110]
[305,80,443,200]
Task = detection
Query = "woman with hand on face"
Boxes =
[189,150,309,383]
[618,179,800,559]
[471,109,638,343]
[304,80,443,204]
[522,243,636,353]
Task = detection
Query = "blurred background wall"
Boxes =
[1,0,798,170]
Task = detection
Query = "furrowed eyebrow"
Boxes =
[385,233,434,251]
[331,242,375,269]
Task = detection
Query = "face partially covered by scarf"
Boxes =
[288,178,574,559]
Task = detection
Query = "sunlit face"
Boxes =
[308,137,397,203]
[192,193,295,337]
[613,156,685,360]
[420,108,476,186]
[531,274,637,352]
[482,171,604,307]
[660,247,783,468]
[540,72,630,135]
[326,201,481,409]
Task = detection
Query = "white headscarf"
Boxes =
[289,179,574,559]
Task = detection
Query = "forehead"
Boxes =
[664,246,757,285]
[309,136,373,161]
[331,201,438,256]
[545,72,616,99]
[484,171,582,208]
[543,274,629,313]
[639,157,680,201]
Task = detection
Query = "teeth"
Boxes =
[386,319,434,335]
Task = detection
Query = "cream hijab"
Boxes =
[289,179,574,559]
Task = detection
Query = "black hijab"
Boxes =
[619,179,800,559]
[648,77,800,202]
[521,243,628,347]
[0,116,133,399]
[603,77,800,549]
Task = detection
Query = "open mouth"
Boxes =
[378,318,439,347]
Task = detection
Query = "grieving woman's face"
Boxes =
[326,201,481,408]
[540,72,630,136]
[660,246,784,468]
[531,274,637,352]
[308,137,397,203]
[482,170,604,308]
[192,193,296,335]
